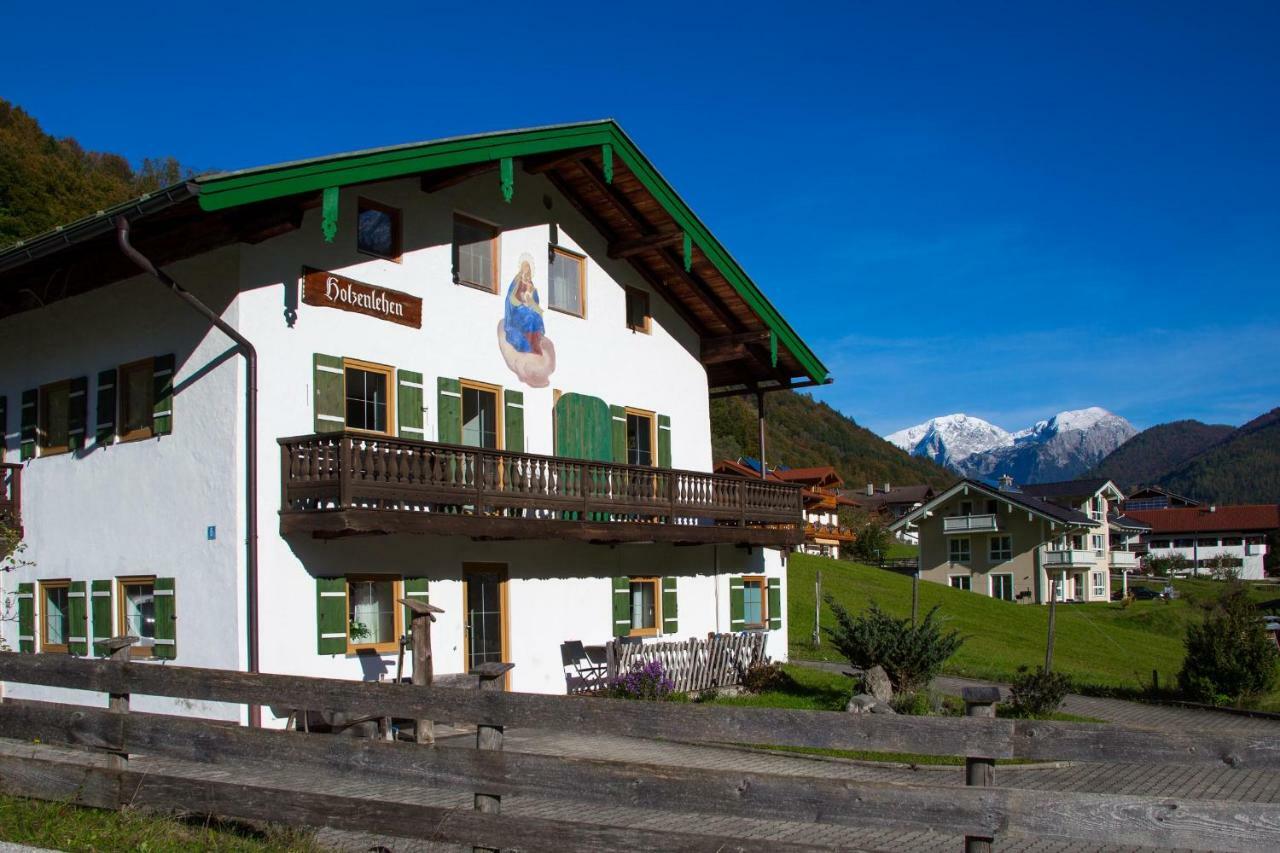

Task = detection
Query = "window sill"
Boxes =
[358,249,403,264]
[548,305,585,319]
[348,644,399,656]
[455,279,498,294]
[116,430,155,445]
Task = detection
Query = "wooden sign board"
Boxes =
[302,268,422,328]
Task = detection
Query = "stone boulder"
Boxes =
[863,665,894,703]
[845,693,879,713]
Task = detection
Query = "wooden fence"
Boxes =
[1,651,1279,852]
[605,632,768,693]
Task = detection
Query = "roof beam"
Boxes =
[709,378,832,400]
[607,230,684,260]
[657,248,744,332]
[522,148,597,175]
[574,158,654,236]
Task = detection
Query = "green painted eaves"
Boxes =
[194,120,828,385]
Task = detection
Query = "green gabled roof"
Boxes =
[192,120,828,385]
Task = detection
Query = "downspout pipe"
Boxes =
[115,217,261,727]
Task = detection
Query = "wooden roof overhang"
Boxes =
[0,120,828,396]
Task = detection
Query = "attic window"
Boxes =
[625,287,650,333]
[357,199,401,261]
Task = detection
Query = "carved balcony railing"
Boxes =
[278,433,804,546]
[804,522,857,543]
[0,463,21,536]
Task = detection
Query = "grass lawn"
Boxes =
[0,795,320,852]
[884,541,919,560]
[787,552,1280,703]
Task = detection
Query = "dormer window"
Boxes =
[357,198,401,261]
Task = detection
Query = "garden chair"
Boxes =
[560,640,607,692]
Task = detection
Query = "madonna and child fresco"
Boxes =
[497,252,557,387]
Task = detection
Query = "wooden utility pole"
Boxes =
[911,570,920,626]
[756,390,767,479]
[1044,577,1057,673]
[399,597,445,745]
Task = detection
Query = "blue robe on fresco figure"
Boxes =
[504,262,545,355]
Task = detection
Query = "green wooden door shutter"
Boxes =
[402,577,429,629]
[397,370,425,440]
[437,377,461,444]
[67,581,88,656]
[67,377,88,451]
[610,405,627,463]
[316,577,347,654]
[504,389,524,452]
[91,580,113,656]
[554,393,612,460]
[96,369,117,445]
[152,354,174,436]
[16,582,34,652]
[313,354,345,433]
[657,414,671,468]
[729,577,745,632]
[153,577,176,659]
[612,576,631,637]
[768,577,782,630]
[661,576,678,635]
[19,389,37,461]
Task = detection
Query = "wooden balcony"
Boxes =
[805,522,857,543]
[279,433,804,546]
[0,463,20,536]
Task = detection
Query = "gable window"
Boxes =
[453,214,499,292]
[461,381,501,449]
[357,198,402,261]
[628,577,660,637]
[119,577,156,657]
[347,577,402,654]
[548,246,585,317]
[625,287,650,333]
[949,537,971,563]
[991,573,1014,601]
[41,581,70,653]
[989,535,1012,562]
[742,576,767,628]
[344,359,393,434]
[949,574,972,591]
[39,381,72,455]
[626,410,654,466]
[986,499,998,515]
[959,501,973,516]
[118,359,156,442]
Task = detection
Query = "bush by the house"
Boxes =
[608,659,677,701]
[1178,582,1279,705]
[1144,554,1189,577]
[823,597,964,692]
[741,660,797,694]
[1007,666,1072,718]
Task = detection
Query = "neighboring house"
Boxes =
[0,121,829,721]
[847,482,937,544]
[714,460,857,558]
[1121,486,1200,511]
[890,477,1124,604]
[1126,505,1279,580]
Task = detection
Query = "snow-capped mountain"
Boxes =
[888,407,1137,484]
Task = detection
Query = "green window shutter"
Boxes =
[610,404,627,463]
[396,370,425,440]
[96,369,117,445]
[152,354,175,436]
[729,577,745,631]
[313,353,345,433]
[657,414,672,468]
[153,577,176,659]
[437,377,461,444]
[661,576,678,636]
[503,389,524,452]
[402,577,429,629]
[316,577,347,654]
[67,377,88,451]
[553,393,612,460]
[612,576,631,637]
[20,389,37,461]
[67,581,88,656]
[17,582,34,652]
[768,577,783,630]
[91,580,113,656]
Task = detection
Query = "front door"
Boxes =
[463,564,508,674]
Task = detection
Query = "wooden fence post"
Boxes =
[962,686,1000,853]
[399,597,445,745]
[472,661,515,853]
[103,635,138,807]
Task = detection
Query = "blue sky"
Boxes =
[5,1,1278,435]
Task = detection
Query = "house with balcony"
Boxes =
[713,460,858,558]
[0,121,828,720]
[847,482,938,544]
[890,477,1123,603]
[1126,504,1278,580]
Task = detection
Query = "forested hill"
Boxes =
[711,392,955,489]
[1156,408,1280,504]
[1090,419,1235,491]
[0,98,191,246]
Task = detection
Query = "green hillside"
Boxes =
[1091,419,1235,491]
[711,391,953,489]
[1157,408,1280,504]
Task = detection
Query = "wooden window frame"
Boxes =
[116,575,157,659]
[624,407,656,468]
[547,245,586,319]
[459,379,504,450]
[342,358,396,436]
[345,575,404,655]
[117,358,156,443]
[39,580,71,654]
[624,286,651,334]
[949,537,971,564]
[741,575,767,630]
[38,380,72,457]
[627,576,662,638]
[356,197,403,262]
[453,213,501,294]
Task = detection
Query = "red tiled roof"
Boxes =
[1127,505,1280,534]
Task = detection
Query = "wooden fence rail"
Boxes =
[1,652,1279,851]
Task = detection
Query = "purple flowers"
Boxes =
[609,659,676,700]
